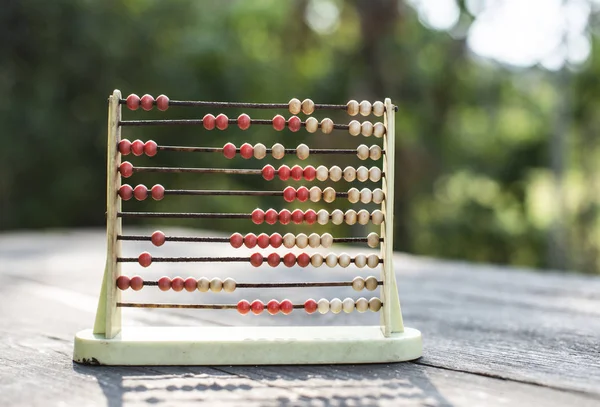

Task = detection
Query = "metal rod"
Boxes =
[130,166,385,177]
[118,302,382,309]
[160,190,349,198]
[117,235,383,244]
[119,119,349,130]
[138,281,383,288]
[118,212,252,219]
[117,256,384,264]
[157,146,369,155]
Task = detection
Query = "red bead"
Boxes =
[270,233,282,248]
[119,162,133,178]
[118,184,133,200]
[140,94,154,111]
[297,186,309,202]
[304,209,317,225]
[267,299,280,315]
[288,116,301,132]
[251,300,264,315]
[203,114,216,130]
[237,300,251,315]
[184,277,197,292]
[304,299,318,314]
[131,139,145,156]
[291,165,303,181]
[223,143,236,159]
[252,208,265,225]
[237,113,251,130]
[278,165,291,181]
[262,165,275,181]
[303,165,316,181]
[265,208,278,225]
[144,140,158,157]
[244,233,257,248]
[158,276,171,291]
[283,253,296,267]
[118,139,132,155]
[292,209,304,224]
[257,233,270,249]
[134,184,148,201]
[297,253,310,267]
[130,275,144,291]
[230,232,244,248]
[273,114,286,131]
[126,94,140,110]
[151,230,166,247]
[279,209,291,225]
[171,277,184,292]
[250,253,264,267]
[280,299,294,315]
[151,184,165,201]
[283,186,296,202]
[156,94,169,111]
[240,143,253,159]
[267,253,281,267]
[138,252,152,267]
[216,113,229,130]
[116,275,130,290]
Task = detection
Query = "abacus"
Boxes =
[73,90,422,365]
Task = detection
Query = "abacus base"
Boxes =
[73,326,422,365]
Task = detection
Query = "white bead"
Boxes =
[367,232,379,248]
[343,166,356,182]
[296,143,309,160]
[369,166,382,182]
[311,253,324,267]
[308,233,321,248]
[325,253,338,268]
[371,210,384,225]
[338,253,351,268]
[329,165,342,181]
[372,188,384,204]
[317,298,330,314]
[372,101,384,117]
[210,277,223,292]
[357,209,370,225]
[349,120,361,136]
[369,145,382,160]
[316,165,329,181]
[369,297,382,312]
[331,209,344,225]
[344,209,357,225]
[347,187,360,204]
[323,187,336,203]
[361,121,373,137]
[330,298,343,314]
[356,166,369,182]
[373,122,385,138]
[342,298,355,313]
[356,297,369,313]
[352,276,365,291]
[223,278,236,293]
[365,276,379,291]
[296,233,308,249]
[254,143,267,159]
[197,277,210,292]
[309,186,322,202]
[283,233,296,248]
[301,99,315,115]
[272,143,285,159]
[356,144,369,160]
[320,232,333,248]
[360,188,372,204]
[305,117,318,133]
[317,209,329,225]
[321,118,334,134]
[289,98,301,114]
[347,100,359,116]
[354,254,367,268]
[367,254,380,268]
[359,100,372,116]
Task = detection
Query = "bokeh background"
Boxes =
[2,0,600,274]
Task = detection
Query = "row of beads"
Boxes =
[238,297,382,315]
[119,184,165,201]
[224,143,382,161]
[118,139,157,157]
[347,120,385,137]
[239,299,295,315]
[249,207,384,226]
[288,98,386,118]
[281,186,384,204]
[126,94,169,111]
[230,232,380,249]
[260,165,382,182]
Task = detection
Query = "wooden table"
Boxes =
[1,229,599,406]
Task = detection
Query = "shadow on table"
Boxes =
[73,361,453,406]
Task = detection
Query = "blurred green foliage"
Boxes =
[1,0,599,273]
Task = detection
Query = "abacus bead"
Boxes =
[257,233,270,249]
[357,145,370,161]
[230,232,243,248]
[283,186,296,202]
[308,233,321,248]
[304,299,318,314]
[373,101,384,117]
[359,100,371,116]
[323,187,336,203]
[197,277,210,292]
[237,113,251,130]
[349,120,361,136]
[119,162,133,178]
[265,208,278,225]
[278,165,291,181]
[251,300,264,315]
[329,166,342,182]
[331,209,344,225]
[288,116,301,132]
[130,276,144,291]
[116,275,130,290]
[342,298,355,313]
[347,188,360,204]
[297,186,309,202]
[357,209,370,225]
[320,118,334,134]
[317,209,329,225]
[240,143,253,159]
[119,185,133,200]
[301,99,315,115]
[144,140,158,157]
[262,164,275,181]
[250,253,264,267]
[320,232,333,248]
[367,254,380,269]
[369,145,382,160]
[356,297,369,313]
[252,208,265,225]
[270,233,283,248]
[156,94,169,111]
[151,230,166,247]
[141,94,154,111]
[345,209,357,225]
[267,253,281,267]
[237,300,251,315]
[279,209,292,224]
[304,165,316,181]
[356,166,369,182]
[118,139,131,155]
[273,114,286,131]
[360,188,373,204]
[352,276,365,291]
[158,276,171,291]
[373,122,385,138]
[309,186,322,202]
[305,117,318,133]
[354,254,367,268]
[267,299,280,315]
[272,143,285,159]
[371,210,384,225]
[296,233,308,249]
[325,253,338,268]
[215,113,229,130]
[369,166,382,182]
[304,209,317,225]
[369,297,382,312]
[297,253,310,267]
[280,299,294,315]
[244,233,257,248]
[223,143,236,159]
[296,143,310,160]
[365,276,379,291]
[151,184,165,201]
[131,139,145,156]
[185,277,197,292]
[367,232,380,248]
[343,166,356,182]
[330,298,343,314]
[361,121,374,137]
[291,165,303,181]
[223,278,236,293]
[347,100,359,116]
[316,165,329,181]
[203,114,216,130]
[288,98,301,114]
[283,233,296,249]
[311,253,324,267]
[317,298,330,314]
[292,209,304,224]
[338,253,351,268]
[373,188,385,204]
[283,253,296,267]
[134,184,148,201]
[126,94,140,110]
[171,277,184,292]
[254,143,267,159]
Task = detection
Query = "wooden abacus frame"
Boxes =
[73,90,422,365]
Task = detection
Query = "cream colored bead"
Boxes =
[323,187,336,203]
[253,143,267,159]
[347,100,359,116]
[317,209,329,225]
[356,144,369,160]
[272,143,285,159]
[372,188,384,204]
[352,276,365,291]
[344,209,357,225]
[325,253,338,268]
[369,166,382,182]
[347,187,360,204]
[360,188,372,204]
[367,232,380,248]
[330,298,343,314]
[357,209,370,225]
[320,232,333,248]
[308,233,321,248]
[305,116,318,133]
[317,298,330,314]
[222,278,236,293]
[316,165,329,181]
[311,253,324,267]
[343,166,356,182]
[369,297,382,312]
[367,254,380,268]
[371,210,384,225]
[356,297,369,313]
[361,121,373,137]
[372,101,384,117]
[349,120,361,136]
[331,209,344,225]
[338,253,351,268]
[288,98,301,114]
[209,277,223,292]
[356,166,369,182]
[354,254,367,268]
[369,145,382,160]
[296,233,308,249]
[309,186,322,202]
[296,143,309,160]
[197,277,210,292]
[359,100,372,116]
[342,297,355,313]
[320,118,334,134]
[365,276,378,291]
[283,232,296,249]
[373,122,385,138]
[301,99,315,115]
[329,165,342,182]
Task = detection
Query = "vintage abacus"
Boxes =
[73,90,422,365]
